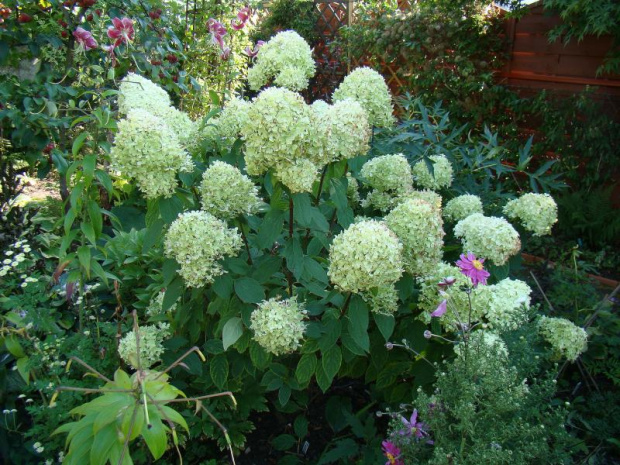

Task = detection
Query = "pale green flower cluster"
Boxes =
[208,97,251,141]
[360,154,414,211]
[317,99,371,163]
[241,87,323,192]
[164,211,242,287]
[416,262,485,327]
[248,31,316,92]
[328,220,403,313]
[347,174,360,205]
[477,278,532,331]
[412,154,454,190]
[385,198,444,276]
[250,297,307,356]
[118,73,196,147]
[146,291,179,316]
[110,109,194,199]
[444,194,483,222]
[402,189,443,211]
[118,323,171,369]
[503,193,558,236]
[362,285,399,315]
[538,316,588,362]
[118,72,171,115]
[332,66,395,128]
[199,161,261,219]
[454,213,521,265]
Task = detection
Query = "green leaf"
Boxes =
[234,277,265,303]
[82,154,97,179]
[72,132,89,157]
[315,363,331,393]
[222,317,243,351]
[293,193,313,226]
[159,195,184,223]
[322,345,342,381]
[159,405,189,433]
[256,209,284,249]
[90,423,118,465]
[272,434,296,451]
[284,237,304,280]
[210,354,229,389]
[16,356,30,384]
[4,336,25,358]
[212,274,233,299]
[295,353,317,384]
[114,369,132,390]
[80,222,96,245]
[163,276,184,312]
[141,412,167,460]
[374,313,396,341]
[294,415,309,439]
[95,170,113,195]
[249,341,272,370]
[87,200,103,238]
[346,295,369,352]
[77,246,91,277]
[278,384,291,406]
[318,319,342,352]
[317,438,358,465]
[162,259,179,287]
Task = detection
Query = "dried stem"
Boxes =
[68,356,113,384]
[155,346,205,380]
[529,271,555,313]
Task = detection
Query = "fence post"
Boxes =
[347,0,354,73]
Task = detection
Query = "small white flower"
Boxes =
[3,259,11,265]
[5,250,13,256]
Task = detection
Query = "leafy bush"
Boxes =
[251,0,320,47]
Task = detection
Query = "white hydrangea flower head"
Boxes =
[146,291,179,316]
[416,262,486,327]
[477,278,532,332]
[110,109,194,199]
[360,154,413,194]
[385,198,444,276]
[316,99,371,163]
[248,30,316,92]
[362,285,399,315]
[328,220,403,294]
[118,72,171,115]
[164,211,242,287]
[118,73,196,147]
[213,97,251,140]
[412,154,454,190]
[347,173,360,205]
[444,194,483,223]
[333,66,395,128]
[276,158,320,193]
[361,189,399,213]
[538,316,587,362]
[401,189,443,211]
[199,161,262,219]
[118,323,170,369]
[250,297,307,356]
[454,213,521,266]
[311,99,330,115]
[242,87,325,191]
[503,193,558,236]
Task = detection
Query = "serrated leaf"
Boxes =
[234,277,265,303]
[346,295,369,352]
[222,317,243,351]
[294,415,309,439]
[163,276,184,312]
[249,341,272,370]
[210,354,229,389]
[374,313,395,341]
[295,353,317,384]
[272,433,296,451]
[322,345,342,381]
[278,384,291,406]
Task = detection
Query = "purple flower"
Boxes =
[431,299,447,318]
[73,27,98,51]
[107,17,134,47]
[207,18,227,49]
[244,40,264,58]
[231,6,251,30]
[381,441,404,465]
[438,276,456,288]
[456,252,490,287]
[399,410,428,439]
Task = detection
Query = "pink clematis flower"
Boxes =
[244,40,264,58]
[456,252,490,287]
[381,441,404,465]
[73,27,98,51]
[231,6,251,30]
[207,18,227,49]
[431,299,447,317]
[107,17,134,47]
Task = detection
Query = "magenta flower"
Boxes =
[101,44,117,66]
[207,18,227,49]
[381,441,404,465]
[456,252,490,287]
[244,40,264,58]
[231,6,251,30]
[438,276,456,288]
[431,299,447,317]
[73,27,98,51]
[107,17,134,47]
[220,46,231,60]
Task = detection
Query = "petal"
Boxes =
[431,300,447,317]
[112,17,123,28]
[410,409,418,424]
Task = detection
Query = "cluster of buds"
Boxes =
[149,8,162,20]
